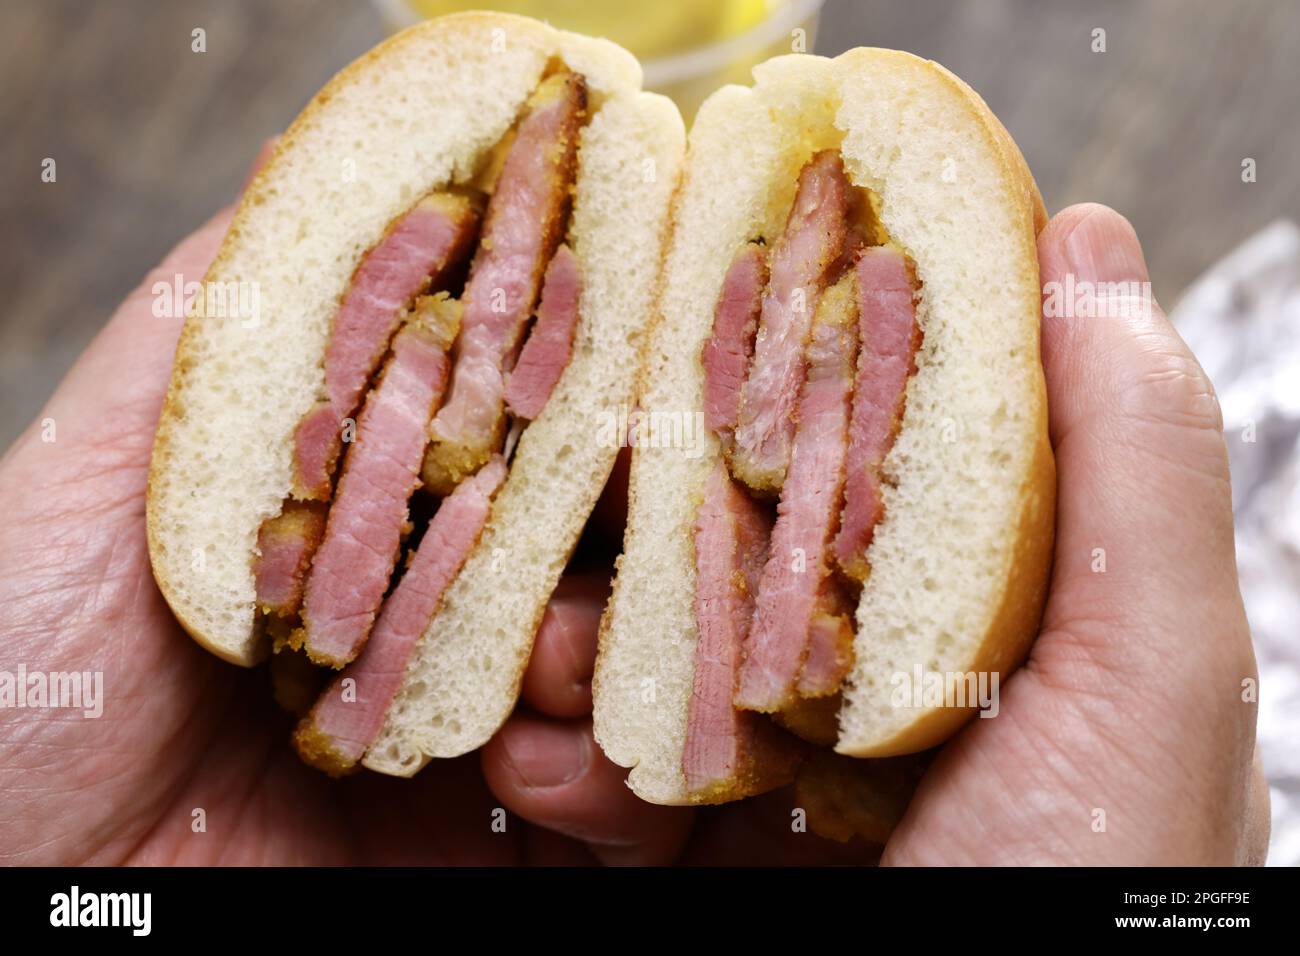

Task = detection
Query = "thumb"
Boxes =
[1033,203,1254,709]
[882,206,1263,867]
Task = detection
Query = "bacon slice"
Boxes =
[291,403,346,506]
[294,457,507,775]
[292,193,479,500]
[682,461,802,799]
[425,70,586,494]
[833,245,921,581]
[735,274,858,712]
[796,602,854,698]
[300,300,460,668]
[730,151,850,493]
[253,502,326,616]
[505,244,581,420]
[702,242,768,439]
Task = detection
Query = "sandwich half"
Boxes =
[593,48,1054,806]
[147,12,684,776]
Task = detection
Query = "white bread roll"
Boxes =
[148,14,684,768]
[593,49,1054,804]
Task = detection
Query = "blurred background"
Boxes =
[7,0,1300,447]
[4,0,1299,447]
[2,0,1298,864]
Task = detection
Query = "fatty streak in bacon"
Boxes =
[425,70,586,493]
[291,193,479,500]
[735,274,858,713]
[683,461,802,799]
[701,242,768,440]
[832,245,921,581]
[505,244,581,420]
[730,151,851,494]
[294,457,507,775]
[300,303,459,668]
[253,502,326,616]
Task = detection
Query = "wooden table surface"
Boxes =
[3,0,1298,448]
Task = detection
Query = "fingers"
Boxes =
[1039,204,1224,452]
[1031,205,1260,831]
[507,570,695,864]
[520,573,607,717]
[340,753,525,865]
[1035,204,1249,661]
[481,716,694,865]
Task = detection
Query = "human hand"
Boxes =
[2,163,1266,865]
[481,204,1271,866]
[0,144,609,865]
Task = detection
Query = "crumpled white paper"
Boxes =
[1174,220,1300,867]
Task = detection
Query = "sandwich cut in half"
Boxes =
[593,48,1055,817]
[147,12,684,776]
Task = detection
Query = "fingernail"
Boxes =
[1061,205,1149,284]
[501,721,590,789]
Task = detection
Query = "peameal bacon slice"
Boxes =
[294,456,507,775]
[730,151,851,494]
[795,596,855,699]
[424,69,586,494]
[833,244,921,581]
[253,502,327,618]
[735,272,858,713]
[291,192,480,501]
[259,195,477,627]
[682,460,803,801]
[701,242,768,444]
[298,296,460,668]
[504,243,582,420]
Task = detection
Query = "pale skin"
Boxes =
[0,142,1268,864]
